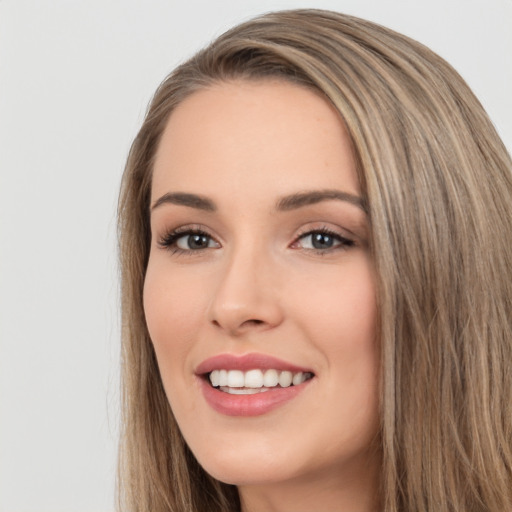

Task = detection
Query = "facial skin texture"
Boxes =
[144,81,380,512]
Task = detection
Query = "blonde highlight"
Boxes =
[118,9,512,511]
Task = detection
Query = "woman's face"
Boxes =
[144,80,379,493]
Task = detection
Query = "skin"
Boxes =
[144,80,381,512]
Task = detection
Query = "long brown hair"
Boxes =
[117,9,512,511]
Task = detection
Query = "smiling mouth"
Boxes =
[207,369,314,395]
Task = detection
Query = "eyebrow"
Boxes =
[151,189,367,213]
[275,189,367,213]
[151,192,217,212]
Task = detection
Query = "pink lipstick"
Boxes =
[196,353,314,417]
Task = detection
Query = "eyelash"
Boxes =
[158,227,217,255]
[157,226,355,255]
[293,227,355,252]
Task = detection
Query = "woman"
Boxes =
[117,9,512,512]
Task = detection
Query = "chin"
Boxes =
[186,433,304,486]
[199,455,298,487]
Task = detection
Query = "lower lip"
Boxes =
[199,378,311,417]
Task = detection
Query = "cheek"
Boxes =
[291,257,377,354]
[143,261,205,371]
[290,258,379,423]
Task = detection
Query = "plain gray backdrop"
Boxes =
[1,1,510,511]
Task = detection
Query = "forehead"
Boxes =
[152,80,359,202]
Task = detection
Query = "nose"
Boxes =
[207,245,284,336]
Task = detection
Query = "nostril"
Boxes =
[210,318,263,327]
[243,319,264,327]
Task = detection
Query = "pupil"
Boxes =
[188,234,208,249]
[312,233,333,249]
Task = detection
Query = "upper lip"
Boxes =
[195,353,314,375]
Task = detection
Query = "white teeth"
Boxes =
[279,371,293,387]
[245,369,264,388]
[292,372,304,386]
[219,369,228,387]
[219,387,271,395]
[210,369,220,387]
[227,370,244,387]
[263,369,279,387]
[208,369,312,389]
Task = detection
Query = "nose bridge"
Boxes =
[208,238,282,334]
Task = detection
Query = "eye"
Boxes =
[294,229,354,251]
[158,228,220,252]
[176,233,217,250]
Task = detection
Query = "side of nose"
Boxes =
[207,246,284,336]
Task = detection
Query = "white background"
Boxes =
[0,1,510,511]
